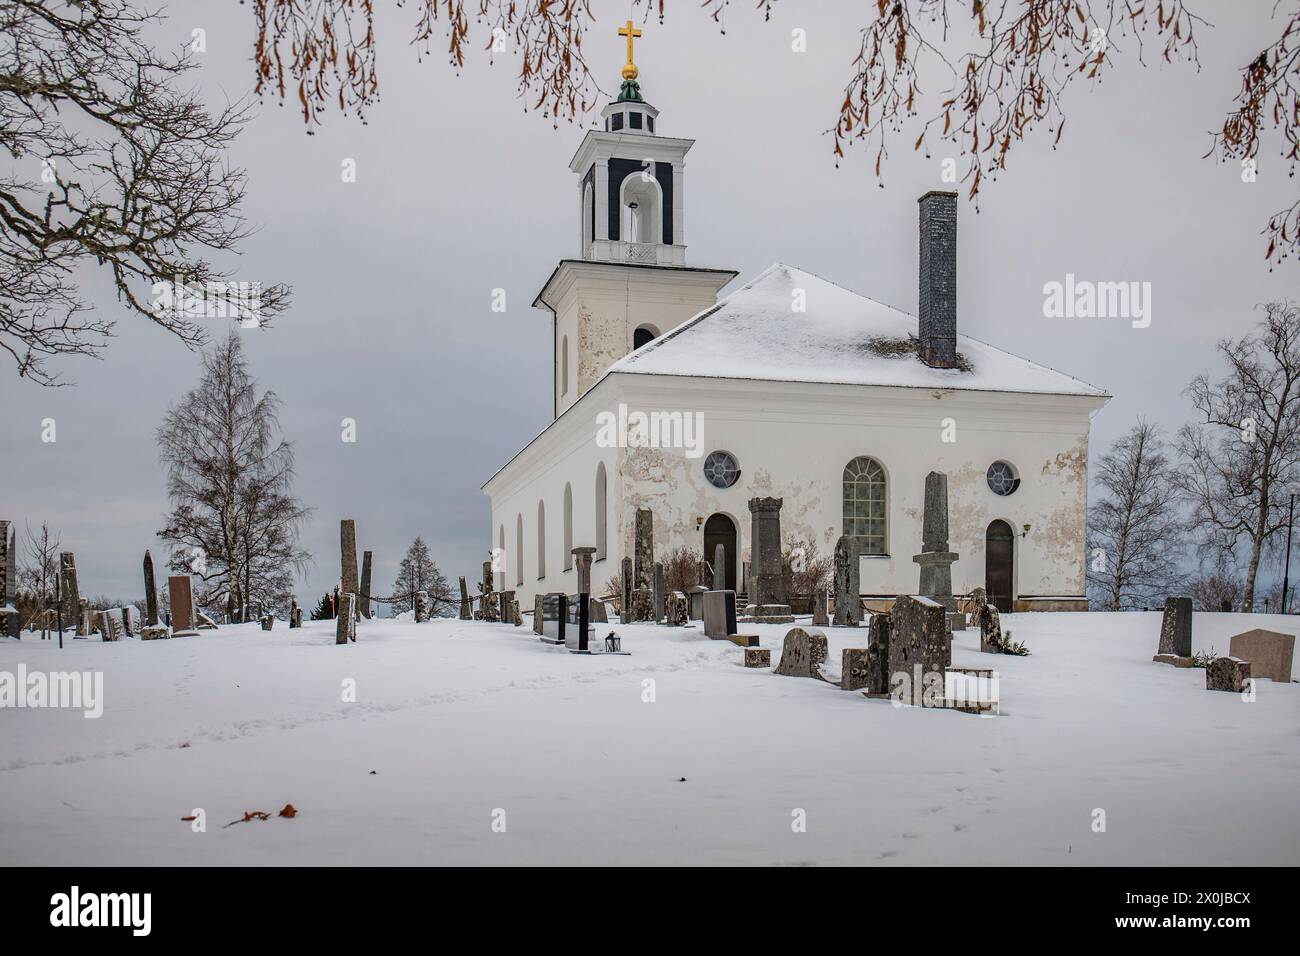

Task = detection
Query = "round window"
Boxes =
[703,450,740,489]
[987,460,1020,496]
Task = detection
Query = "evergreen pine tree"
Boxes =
[390,537,453,614]
[310,592,334,621]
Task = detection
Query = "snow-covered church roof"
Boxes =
[608,264,1109,398]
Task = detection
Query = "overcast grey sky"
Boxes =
[2,1,1295,607]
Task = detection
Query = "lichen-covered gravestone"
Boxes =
[1205,656,1251,693]
[1154,596,1193,663]
[970,587,1003,653]
[811,589,830,627]
[841,647,871,691]
[888,595,951,707]
[832,536,860,627]
[773,627,829,679]
[665,591,688,626]
[865,611,892,696]
[744,647,771,668]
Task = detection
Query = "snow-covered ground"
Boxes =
[1,611,1297,865]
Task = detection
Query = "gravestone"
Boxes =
[414,590,430,623]
[590,597,609,623]
[653,562,665,622]
[340,520,360,616]
[121,606,137,637]
[841,647,871,691]
[1205,656,1251,693]
[703,590,737,640]
[811,588,830,627]
[832,536,861,627]
[773,627,829,679]
[970,587,1004,654]
[630,587,654,623]
[686,585,708,620]
[0,519,9,606]
[141,624,169,640]
[0,521,16,639]
[260,615,274,631]
[458,577,472,620]
[912,472,958,612]
[197,610,218,629]
[289,599,300,628]
[98,610,122,642]
[1227,629,1295,683]
[865,611,892,696]
[888,594,951,707]
[748,497,790,611]
[634,509,654,590]
[143,550,159,626]
[744,647,771,668]
[712,543,725,591]
[60,553,81,632]
[168,575,198,635]
[292,606,303,628]
[336,593,356,643]
[360,550,373,619]
[572,546,596,597]
[665,591,688,626]
[1155,596,1193,661]
[620,556,633,622]
[534,594,545,635]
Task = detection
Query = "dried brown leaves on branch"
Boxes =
[832,1,1202,197]
[253,2,1300,264]
[1210,6,1300,264]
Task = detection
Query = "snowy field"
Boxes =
[1,611,1297,866]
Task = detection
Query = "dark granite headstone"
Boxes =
[1157,596,1193,657]
[703,590,737,639]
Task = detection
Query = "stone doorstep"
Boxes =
[1152,653,1197,668]
[727,634,760,647]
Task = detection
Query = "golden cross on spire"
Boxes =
[619,19,642,80]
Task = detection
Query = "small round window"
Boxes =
[987,460,1020,496]
[704,451,740,489]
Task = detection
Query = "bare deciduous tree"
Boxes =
[1174,301,1300,611]
[1086,420,1183,610]
[156,332,311,620]
[1,1,289,385]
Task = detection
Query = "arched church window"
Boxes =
[843,457,887,555]
[595,462,607,560]
[561,336,569,396]
[563,484,573,570]
[619,172,661,245]
[537,500,547,580]
[515,515,524,587]
[633,325,657,350]
[703,450,740,489]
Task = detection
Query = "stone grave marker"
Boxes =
[168,575,198,635]
[832,536,860,627]
[336,593,356,643]
[1154,596,1193,663]
[773,627,829,679]
[1227,629,1294,683]
[888,594,952,707]
[744,647,771,668]
[703,590,737,640]
[1205,656,1251,693]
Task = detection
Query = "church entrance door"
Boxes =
[985,520,1014,613]
[703,514,737,592]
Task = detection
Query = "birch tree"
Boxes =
[1174,301,1300,611]
[1086,421,1183,610]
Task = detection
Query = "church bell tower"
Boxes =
[534,21,737,417]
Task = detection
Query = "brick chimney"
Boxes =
[917,190,958,369]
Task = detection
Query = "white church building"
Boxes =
[482,36,1109,614]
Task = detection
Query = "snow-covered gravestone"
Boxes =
[1205,656,1250,693]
